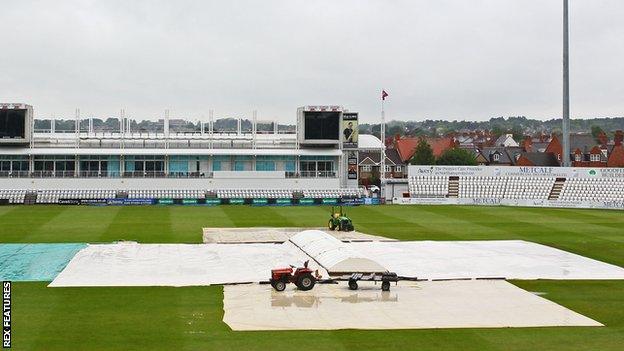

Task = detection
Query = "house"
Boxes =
[522,134,551,153]
[455,130,495,149]
[545,134,608,167]
[516,152,561,167]
[393,136,457,163]
[358,149,406,186]
[493,134,520,147]
[459,145,489,165]
[481,146,523,166]
[607,132,624,167]
[607,145,624,167]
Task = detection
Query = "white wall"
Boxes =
[392,197,624,210]
[0,177,340,190]
[408,165,624,179]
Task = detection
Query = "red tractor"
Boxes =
[270,260,318,291]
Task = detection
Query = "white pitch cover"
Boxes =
[49,242,321,287]
[350,240,624,280]
[289,230,387,273]
[223,281,603,330]
[50,239,624,287]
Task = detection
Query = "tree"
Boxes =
[591,125,605,144]
[491,125,504,139]
[436,148,478,166]
[510,126,524,142]
[410,139,435,165]
[591,125,604,139]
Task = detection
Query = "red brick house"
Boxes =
[545,134,608,167]
[607,145,624,167]
[393,136,457,163]
[358,149,405,186]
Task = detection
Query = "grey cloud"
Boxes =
[1,0,622,122]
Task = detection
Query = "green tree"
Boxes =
[436,148,477,166]
[591,125,603,138]
[491,125,504,139]
[510,126,524,142]
[410,139,435,165]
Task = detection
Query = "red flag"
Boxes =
[382,90,388,100]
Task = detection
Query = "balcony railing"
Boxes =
[0,171,30,178]
[286,171,337,178]
[0,170,336,179]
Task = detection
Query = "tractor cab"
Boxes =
[328,206,354,232]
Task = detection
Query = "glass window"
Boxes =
[317,161,333,172]
[284,161,295,172]
[256,161,276,171]
[300,161,316,172]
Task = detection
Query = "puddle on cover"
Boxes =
[270,288,400,308]
[223,281,603,331]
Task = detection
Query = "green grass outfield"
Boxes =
[3,205,624,350]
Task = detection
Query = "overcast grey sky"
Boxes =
[1,0,622,122]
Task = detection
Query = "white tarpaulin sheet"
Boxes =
[290,230,387,273]
[222,280,603,330]
[49,242,323,287]
[350,240,624,280]
[202,227,394,244]
[50,239,624,287]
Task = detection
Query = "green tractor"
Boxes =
[328,206,354,232]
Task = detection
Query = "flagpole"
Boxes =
[380,90,386,187]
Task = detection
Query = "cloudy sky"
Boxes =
[1,0,622,122]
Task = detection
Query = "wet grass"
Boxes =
[3,204,624,350]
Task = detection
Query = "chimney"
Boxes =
[523,136,532,152]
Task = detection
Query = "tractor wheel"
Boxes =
[337,222,342,231]
[272,280,286,292]
[381,280,390,292]
[348,279,358,290]
[296,273,316,291]
[328,220,335,230]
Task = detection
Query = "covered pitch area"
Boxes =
[2,204,624,350]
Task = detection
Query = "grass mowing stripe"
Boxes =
[28,206,121,243]
[510,207,624,239]
[410,205,512,239]
[352,206,456,240]
[220,205,327,228]
[0,206,66,243]
[102,206,173,243]
[169,206,235,243]
[443,206,624,267]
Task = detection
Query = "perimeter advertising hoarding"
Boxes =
[408,165,624,179]
[276,198,293,205]
[342,113,358,149]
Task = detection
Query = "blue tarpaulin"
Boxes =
[0,243,86,281]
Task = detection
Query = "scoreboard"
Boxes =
[297,106,358,149]
[0,103,32,145]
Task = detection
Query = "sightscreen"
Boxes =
[304,111,339,140]
[0,109,26,139]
